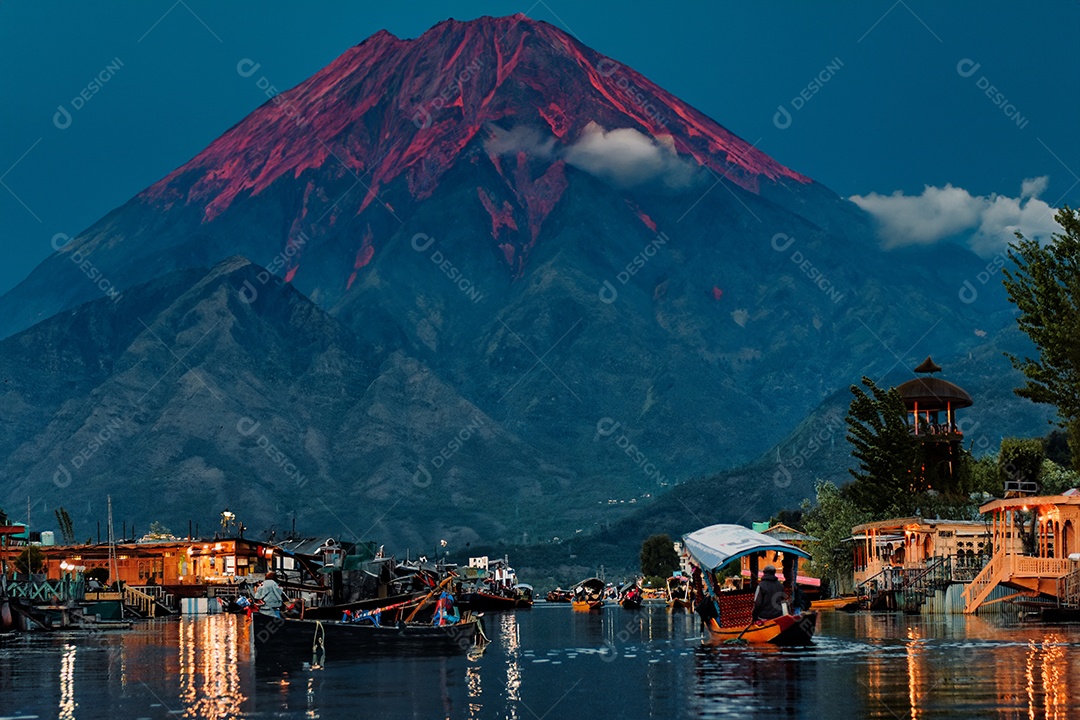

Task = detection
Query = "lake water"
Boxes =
[1,604,1078,719]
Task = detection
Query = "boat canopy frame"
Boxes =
[682,524,811,571]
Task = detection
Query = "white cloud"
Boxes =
[484,125,556,159]
[1021,175,1049,198]
[850,176,1062,256]
[563,122,701,188]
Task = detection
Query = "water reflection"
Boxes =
[1040,634,1066,720]
[502,612,522,718]
[177,613,247,719]
[7,608,1080,718]
[58,643,76,720]
[905,627,924,720]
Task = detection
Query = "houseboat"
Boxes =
[963,493,1080,616]
[852,517,991,612]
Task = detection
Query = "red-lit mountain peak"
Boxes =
[144,14,809,226]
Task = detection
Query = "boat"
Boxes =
[457,556,529,611]
[301,590,430,621]
[809,595,860,612]
[682,524,817,645]
[457,585,519,611]
[251,610,485,662]
[571,577,605,611]
[666,574,693,611]
[619,581,643,609]
[514,584,534,609]
[545,588,572,603]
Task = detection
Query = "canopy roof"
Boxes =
[682,524,811,571]
[979,495,1080,513]
[895,376,972,411]
[573,577,605,591]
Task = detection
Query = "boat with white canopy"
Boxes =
[682,524,817,645]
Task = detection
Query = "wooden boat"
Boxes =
[514,584,534,609]
[302,590,429,621]
[667,575,693,611]
[682,524,818,645]
[810,595,860,612]
[619,583,643,609]
[457,586,520,612]
[701,612,818,645]
[571,577,605,611]
[545,588,572,603]
[251,610,484,661]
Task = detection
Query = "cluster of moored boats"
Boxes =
[247,523,818,662]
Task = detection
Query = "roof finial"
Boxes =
[914,356,942,374]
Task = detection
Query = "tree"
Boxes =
[769,508,805,530]
[1003,207,1080,471]
[802,481,869,593]
[639,534,680,578]
[967,454,1003,497]
[1040,459,1080,495]
[1045,429,1072,468]
[844,377,921,518]
[54,507,75,545]
[146,521,173,540]
[998,438,1045,492]
[0,507,7,526]
[15,546,45,575]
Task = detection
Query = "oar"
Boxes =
[404,575,455,623]
[723,620,756,645]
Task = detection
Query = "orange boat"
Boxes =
[570,577,605,611]
[682,524,817,645]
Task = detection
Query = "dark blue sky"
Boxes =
[2,1,1077,294]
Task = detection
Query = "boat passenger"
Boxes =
[433,592,460,626]
[254,571,285,618]
[752,565,785,622]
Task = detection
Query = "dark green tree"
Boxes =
[845,377,921,517]
[769,508,805,530]
[1045,429,1072,468]
[802,481,870,592]
[639,534,680,578]
[15,546,45,575]
[966,453,1003,497]
[998,438,1045,492]
[1003,207,1080,471]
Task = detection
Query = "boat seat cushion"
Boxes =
[717,591,754,627]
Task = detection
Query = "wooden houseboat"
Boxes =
[963,493,1080,615]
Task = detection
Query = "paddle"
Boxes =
[723,620,756,646]
[404,575,455,623]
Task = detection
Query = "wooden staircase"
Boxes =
[121,586,175,618]
[962,551,1006,614]
[900,556,952,613]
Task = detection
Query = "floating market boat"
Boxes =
[682,524,817,645]
[571,577,605,611]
